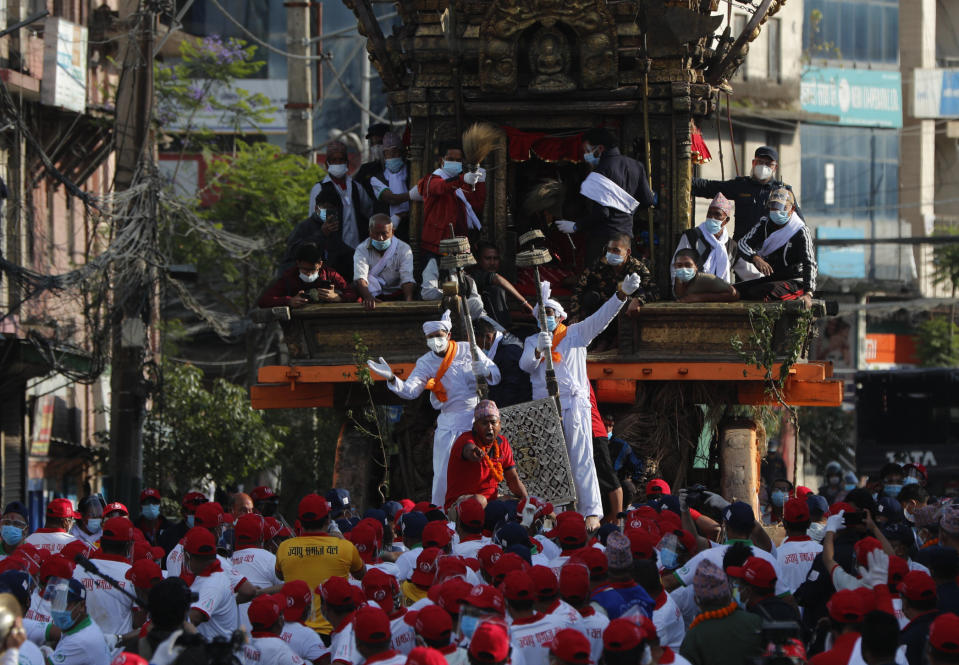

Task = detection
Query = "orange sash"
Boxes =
[550,324,568,363]
[425,339,457,402]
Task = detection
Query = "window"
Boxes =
[767,18,781,83]
[803,0,898,64]
[732,14,747,81]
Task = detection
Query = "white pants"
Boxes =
[431,419,470,506]
[562,403,602,517]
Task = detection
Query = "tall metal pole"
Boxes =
[360,49,371,160]
[285,1,314,159]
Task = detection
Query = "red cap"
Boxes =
[125,560,163,590]
[887,555,908,588]
[434,556,468,583]
[626,530,658,560]
[899,570,937,602]
[413,501,435,514]
[570,547,608,579]
[414,604,453,642]
[656,511,681,534]
[101,517,136,543]
[432,577,473,615]
[603,619,646,652]
[105,502,129,517]
[46,498,75,519]
[423,522,453,549]
[783,498,810,523]
[854,537,882,567]
[406,648,449,665]
[139,488,161,503]
[181,491,207,510]
[930,613,959,654]
[111,653,148,665]
[645,479,670,496]
[132,540,152,562]
[517,497,554,522]
[465,584,505,614]
[248,593,285,629]
[796,486,813,499]
[457,498,485,529]
[727,557,777,590]
[489,552,529,585]
[529,565,559,600]
[39,556,75,584]
[354,604,391,644]
[556,514,587,547]
[468,621,510,663]
[399,499,415,513]
[829,502,855,517]
[183,527,217,556]
[559,563,590,604]
[550,629,592,665]
[150,546,165,562]
[235,514,265,544]
[827,589,867,624]
[195,502,231,529]
[764,638,807,661]
[298,494,330,522]
[347,525,378,564]
[362,568,399,608]
[502,569,535,602]
[320,576,355,607]
[477,545,503,573]
[281,580,312,622]
[250,486,277,502]
[411,548,441,587]
[58,541,92,564]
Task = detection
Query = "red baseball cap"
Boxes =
[234,514,265,545]
[58,541,92,564]
[139,488,162,503]
[626,530,658,560]
[195,502,231,529]
[795,486,813,499]
[46,498,76,519]
[887,555,908,588]
[827,588,867,624]
[411,548,441,587]
[181,491,207,510]
[250,486,278,502]
[502,569,535,602]
[457,498,485,530]
[468,621,510,663]
[413,604,452,642]
[550,628,592,665]
[854,537,882,567]
[783,498,810,523]
[39,556,75,584]
[125,559,163,590]
[298,494,330,522]
[899,570,937,602]
[132,540,152,561]
[362,568,399,608]
[727,557,777,590]
[930,613,959,654]
[431,577,473,615]
[183,527,217,556]
[517,497,554,521]
[829,502,856,517]
[423,522,453,549]
[319,576,354,607]
[248,593,284,629]
[281,580,312,621]
[656,511,682,534]
[489,552,528,585]
[434,556,468,583]
[101,517,136,543]
[603,619,646,652]
[477,544,503,574]
[406,648,449,665]
[645,479,670,496]
[529,565,559,600]
[354,604,391,644]
[556,514,587,547]
[347,525,378,564]
[570,547,609,579]
[464,584,505,614]
[559,563,590,604]
[105,502,129,517]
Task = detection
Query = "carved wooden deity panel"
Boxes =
[479,0,617,93]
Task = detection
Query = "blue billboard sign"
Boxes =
[800,67,902,128]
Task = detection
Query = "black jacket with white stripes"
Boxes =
[737,216,817,293]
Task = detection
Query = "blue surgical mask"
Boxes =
[1,525,23,546]
[659,549,679,570]
[459,614,479,639]
[443,161,463,177]
[186,515,195,528]
[544,316,557,332]
[883,484,903,498]
[142,504,160,520]
[584,150,600,167]
[844,483,857,492]
[371,238,392,251]
[770,490,787,508]
[85,519,102,533]
[903,477,919,486]
[769,210,790,225]
[704,218,723,235]
[674,267,696,283]
[51,610,75,630]
[385,157,404,173]
[314,208,327,222]
[605,252,625,266]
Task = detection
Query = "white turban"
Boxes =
[423,309,453,335]
[531,281,566,323]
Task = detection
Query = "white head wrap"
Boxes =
[531,281,566,323]
[423,309,453,335]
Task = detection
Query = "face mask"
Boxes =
[674,267,696,283]
[371,238,392,251]
[327,163,348,179]
[544,316,557,332]
[606,429,614,439]
[370,145,384,162]
[769,210,790,225]
[770,490,787,508]
[299,271,319,283]
[51,610,75,630]
[1,526,22,546]
[459,614,479,639]
[584,149,600,167]
[658,548,679,570]
[185,515,195,528]
[807,522,826,542]
[443,161,463,177]
[427,336,449,354]
[903,476,919,486]
[752,164,773,182]
[85,519,102,533]
[313,208,327,222]
[385,157,404,173]
[704,217,724,235]
[142,504,160,520]
[844,483,857,492]
[883,484,902,498]
[605,252,625,266]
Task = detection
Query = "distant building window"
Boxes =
[803,0,898,64]
[732,14,748,81]
[767,18,781,83]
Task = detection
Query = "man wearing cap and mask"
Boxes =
[735,187,816,306]
[692,146,802,243]
[135,489,168,547]
[672,193,734,283]
[74,517,137,637]
[368,310,500,507]
[520,273,645,530]
[366,132,412,238]
[0,503,29,560]
[260,242,355,309]
[353,214,415,310]
[25,499,78,554]
[70,497,103,548]
[241,594,305,665]
[43,577,111,665]
[182,527,239,640]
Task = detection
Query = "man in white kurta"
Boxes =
[519,275,641,525]
[368,310,501,505]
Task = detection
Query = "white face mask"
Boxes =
[752,164,773,182]
[426,336,448,354]
[328,163,348,179]
[300,272,319,283]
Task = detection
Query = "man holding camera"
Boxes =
[258,243,354,309]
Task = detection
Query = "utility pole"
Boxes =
[110,0,156,508]
[285,1,314,160]
[360,50,371,160]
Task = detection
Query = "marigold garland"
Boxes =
[480,438,504,483]
[689,601,737,629]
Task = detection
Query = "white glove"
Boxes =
[825,511,845,534]
[408,185,424,202]
[367,357,394,381]
[859,548,890,588]
[555,219,577,234]
[472,360,488,378]
[537,332,552,352]
[463,171,480,186]
[621,273,642,295]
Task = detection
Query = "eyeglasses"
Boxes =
[1,519,27,529]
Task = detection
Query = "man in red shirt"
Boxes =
[588,382,622,523]
[258,242,355,308]
[444,400,527,509]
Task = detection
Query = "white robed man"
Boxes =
[367,310,501,506]
[519,274,642,530]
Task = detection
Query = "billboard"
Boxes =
[913,68,959,119]
[800,67,902,128]
[41,17,87,113]
[816,226,866,279]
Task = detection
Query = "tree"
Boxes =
[916,316,959,367]
[931,223,959,297]
[798,406,854,474]
[143,362,286,497]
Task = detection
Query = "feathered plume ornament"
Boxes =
[462,122,504,166]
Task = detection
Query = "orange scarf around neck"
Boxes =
[425,339,457,402]
[550,323,568,363]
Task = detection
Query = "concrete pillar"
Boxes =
[719,417,760,516]
[285,1,314,158]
